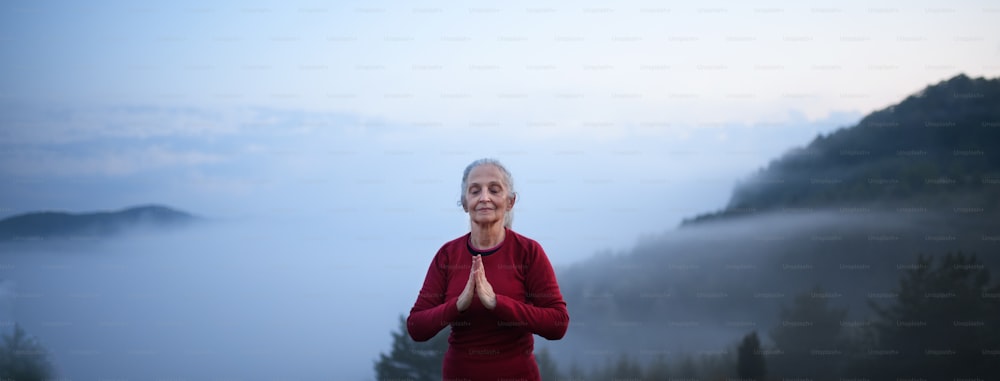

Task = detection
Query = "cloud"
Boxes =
[0,145,225,177]
[0,101,862,247]
[0,104,239,145]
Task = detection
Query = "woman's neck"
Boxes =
[470,223,505,249]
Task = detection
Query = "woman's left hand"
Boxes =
[472,255,497,310]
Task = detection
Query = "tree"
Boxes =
[590,353,641,380]
[769,285,849,380]
[565,361,586,381]
[675,355,698,380]
[611,353,642,379]
[862,252,1000,380]
[644,353,670,380]
[374,315,449,381]
[736,331,766,381]
[534,346,562,380]
[0,323,55,381]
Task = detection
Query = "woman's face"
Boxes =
[464,164,513,226]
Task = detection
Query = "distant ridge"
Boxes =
[0,204,197,241]
[683,73,1000,226]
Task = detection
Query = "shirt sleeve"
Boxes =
[406,248,461,342]
[491,242,569,340]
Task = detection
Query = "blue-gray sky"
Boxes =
[2,1,996,210]
[2,0,998,120]
[2,0,999,262]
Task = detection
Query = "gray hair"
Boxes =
[458,158,517,228]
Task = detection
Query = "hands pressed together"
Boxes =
[457,255,496,311]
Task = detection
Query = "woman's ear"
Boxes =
[507,193,516,210]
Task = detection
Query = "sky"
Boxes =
[0,0,998,378]
[2,0,998,259]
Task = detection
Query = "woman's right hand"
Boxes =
[456,257,477,312]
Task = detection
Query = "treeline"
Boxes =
[686,74,1000,225]
[0,324,55,380]
[376,252,1000,380]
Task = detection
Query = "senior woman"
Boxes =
[407,158,569,381]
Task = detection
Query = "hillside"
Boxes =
[683,74,1000,225]
[552,74,1000,370]
[0,204,197,241]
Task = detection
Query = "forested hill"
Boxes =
[684,74,1000,225]
[0,204,197,241]
[550,74,1000,375]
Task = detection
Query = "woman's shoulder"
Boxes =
[507,229,545,253]
[437,232,472,254]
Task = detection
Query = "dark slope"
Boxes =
[553,74,1000,366]
[684,74,1000,225]
[0,204,197,241]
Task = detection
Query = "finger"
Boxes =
[474,265,485,286]
[477,265,489,286]
[465,274,475,297]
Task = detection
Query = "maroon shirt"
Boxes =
[407,228,569,381]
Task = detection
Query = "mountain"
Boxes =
[552,74,1000,368]
[683,74,1000,225]
[0,204,197,241]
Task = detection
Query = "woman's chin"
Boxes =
[471,217,501,226]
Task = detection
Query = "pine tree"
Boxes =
[0,323,55,381]
[612,353,642,379]
[864,252,1000,380]
[675,355,698,380]
[644,353,670,380]
[374,315,450,381]
[736,331,766,381]
[535,346,562,380]
[769,285,848,380]
[566,361,586,381]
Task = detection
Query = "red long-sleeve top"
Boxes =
[407,228,569,381]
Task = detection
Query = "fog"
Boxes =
[542,205,1000,371]
[1,217,442,380]
[0,103,863,378]
[3,192,997,379]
